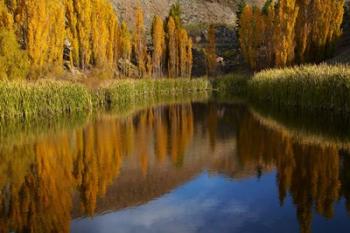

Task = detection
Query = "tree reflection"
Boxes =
[237,111,346,233]
[1,103,350,233]
[0,104,196,232]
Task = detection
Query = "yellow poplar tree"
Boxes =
[167,16,176,78]
[24,0,50,71]
[91,0,109,67]
[239,5,265,70]
[262,0,275,67]
[119,21,132,76]
[134,5,146,77]
[74,0,92,69]
[295,0,311,63]
[47,0,65,69]
[106,6,119,68]
[309,0,344,60]
[0,28,29,80]
[65,0,80,67]
[179,28,189,77]
[152,15,165,78]
[274,0,299,67]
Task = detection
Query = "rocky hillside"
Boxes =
[111,0,264,28]
[110,0,264,75]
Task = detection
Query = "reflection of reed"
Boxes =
[251,104,350,148]
[0,91,209,150]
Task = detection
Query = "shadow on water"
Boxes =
[1,97,350,233]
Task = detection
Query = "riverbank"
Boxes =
[0,78,211,120]
[214,64,350,113]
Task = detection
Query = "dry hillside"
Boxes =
[111,0,264,28]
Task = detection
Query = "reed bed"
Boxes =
[248,64,350,112]
[0,78,211,120]
[212,74,249,98]
[0,80,91,119]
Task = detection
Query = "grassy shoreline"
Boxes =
[0,78,211,120]
[215,64,350,113]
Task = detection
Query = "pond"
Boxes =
[0,100,350,233]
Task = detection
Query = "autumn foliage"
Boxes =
[239,0,345,70]
[0,1,193,80]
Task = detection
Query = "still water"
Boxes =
[1,101,350,233]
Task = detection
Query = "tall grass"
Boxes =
[248,64,350,112]
[0,80,91,119]
[0,78,211,120]
[212,74,249,98]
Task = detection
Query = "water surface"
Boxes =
[1,101,350,233]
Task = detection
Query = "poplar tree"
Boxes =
[239,5,265,70]
[274,0,299,67]
[295,0,311,63]
[167,16,176,78]
[65,0,80,67]
[0,28,29,80]
[25,0,50,71]
[238,0,345,69]
[134,5,146,77]
[119,21,132,76]
[74,0,92,69]
[47,0,65,69]
[262,0,275,67]
[152,15,165,78]
[179,28,189,77]
[91,0,109,67]
[309,0,344,61]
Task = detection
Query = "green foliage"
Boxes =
[0,29,29,80]
[235,0,247,38]
[248,64,350,112]
[169,1,182,27]
[262,0,273,15]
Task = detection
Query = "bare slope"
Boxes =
[110,0,264,28]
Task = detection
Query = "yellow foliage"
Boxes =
[134,5,146,77]
[152,15,165,78]
[274,0,299,67]
[0,29,29,80]
[0,2,13,30]
[0,0,193,79]
[239,0,344,69]
[47,0,65,69]
[179,28,189,77]
[119,21,132,76]
[239,5,265,70]
[167,16,177,78]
